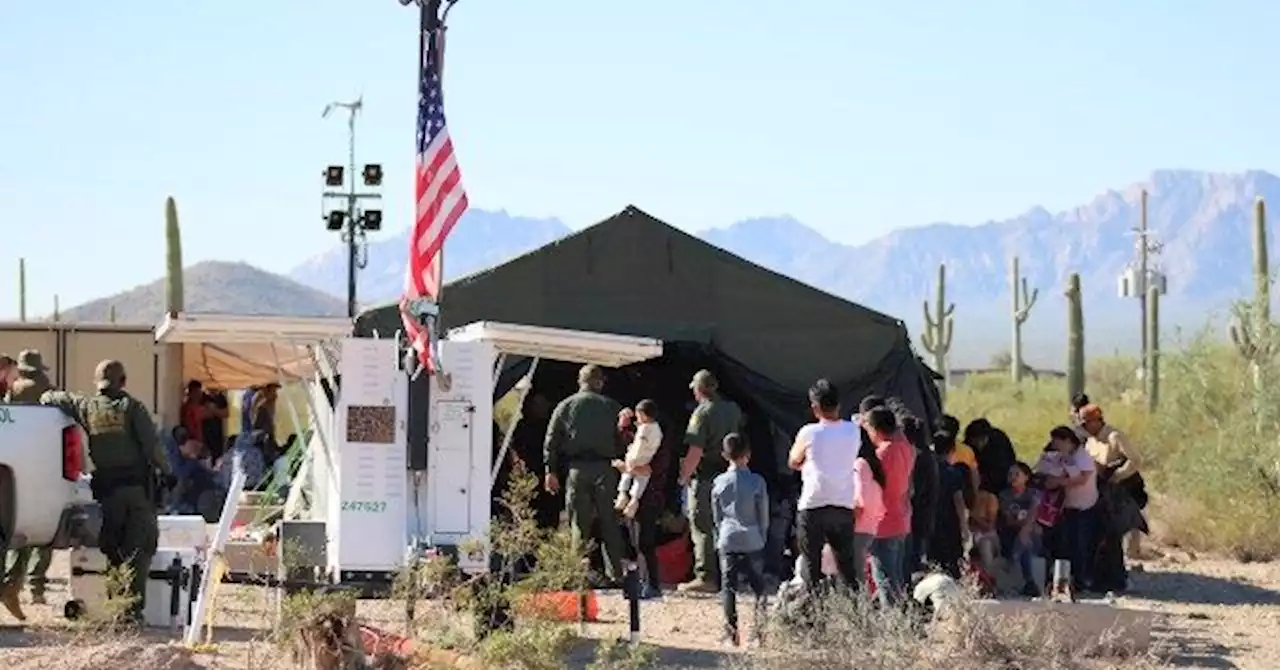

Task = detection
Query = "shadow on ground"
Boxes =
[1154,621,1241,669]
[1133,570,1280,606]
[564,637,731,669]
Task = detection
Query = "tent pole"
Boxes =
[491,357,539,489]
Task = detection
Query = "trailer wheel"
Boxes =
[64,599,85,620]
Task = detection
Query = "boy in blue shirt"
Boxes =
[712,433,769,646]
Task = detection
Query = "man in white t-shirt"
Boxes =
[788,379,862,591]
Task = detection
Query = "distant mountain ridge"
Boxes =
[286,169,1275,365]
[62,261,346,324]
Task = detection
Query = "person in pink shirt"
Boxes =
[853,436,887,586]
[864,405,916,604]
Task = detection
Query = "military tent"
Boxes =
[356,206,941,484]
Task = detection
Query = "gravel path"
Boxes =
[0,548,1276,669]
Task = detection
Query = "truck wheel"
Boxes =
[64,599,85,620]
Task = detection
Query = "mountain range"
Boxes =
[57,169,1274,368]
[287,169,1275,366]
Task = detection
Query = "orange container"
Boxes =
[517,590,599,622]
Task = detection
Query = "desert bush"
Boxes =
[948,322,1280,560]
[737,586,1160,670]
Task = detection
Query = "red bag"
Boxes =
[1036,488,1065,528]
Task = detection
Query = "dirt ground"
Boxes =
[0,548,1277,669]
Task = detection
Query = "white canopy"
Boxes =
[155,313,353,389]
[446,321,663,368]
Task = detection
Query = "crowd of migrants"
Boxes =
[525,364,1148,646]
[0,350,298,624]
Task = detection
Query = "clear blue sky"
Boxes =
[2,1,1277,317]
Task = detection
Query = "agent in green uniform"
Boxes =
[2,350,56,606]
[43,359,171,623]
[677,370,743,593]
[543,365,628,585]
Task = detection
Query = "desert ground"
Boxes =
[0,547,1276,669]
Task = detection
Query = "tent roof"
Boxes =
[357,206,914,392]
[156,312,353,389]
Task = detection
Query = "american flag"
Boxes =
[400,26,468,371]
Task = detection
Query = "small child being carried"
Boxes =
[614,399,664,519]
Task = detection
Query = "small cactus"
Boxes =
[921,263,955,403]
[109,304,117,324]
[17,257,26,322]
[1010,256,1039,383]
[53,295,60,323]
[1146,284,1160,412]
[165,196,185,315]
[1065,273,1085,404]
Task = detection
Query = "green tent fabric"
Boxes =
[358,205,933,393]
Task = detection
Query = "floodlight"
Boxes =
[362,164,383,187]
[361,210,383,231]
[326,210,347,231]
[324,165,344,187]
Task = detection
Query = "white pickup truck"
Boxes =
[0,404,97,553]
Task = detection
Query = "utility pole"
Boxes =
[322,98,384,319]
[1119,188,1166,378]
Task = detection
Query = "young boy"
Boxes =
[613,399,664,519]
[712,433,769,646]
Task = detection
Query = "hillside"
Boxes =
[287,169,1274,365]
[62,260,347,324]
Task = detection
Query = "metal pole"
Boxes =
[1138,189,1149,378]
[346,108,360,318]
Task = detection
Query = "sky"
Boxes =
[3,1,1280,317]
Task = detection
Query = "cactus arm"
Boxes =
[941,312,954,350]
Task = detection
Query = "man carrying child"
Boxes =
[712,433,769,647]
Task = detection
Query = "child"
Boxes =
[969,488,1000,574]
[613,399,663,519]
[712,433,769,646]
[999,462,1042,596]
[928,431,970,579]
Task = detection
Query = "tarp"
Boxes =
[356,205,942,474]
[180,342,320,390]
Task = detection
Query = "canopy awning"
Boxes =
[446,321,663,368]
[156,313,353,389]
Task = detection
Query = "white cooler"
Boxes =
[67,547,199,628]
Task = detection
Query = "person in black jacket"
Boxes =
[887,398,939,578]
[962,419,1017,494]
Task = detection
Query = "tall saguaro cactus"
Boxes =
[921,263,955,403]
[52,295,60,323]
[1146,284,1160,412]
[1065,273,1085,403]
[17,257,26,322]
[1010,256,1039,383]
[165,196,185,315]
[1231,197,1271,365]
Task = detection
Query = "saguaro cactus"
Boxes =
[921,263,955,403]
[1146,284,1160,412]
[109,305,117,324]
[165,196,185,315]
[1010,256,1039,383]
[52,295,60,323]
[17,257,26,322]
[1230,196,1271,365]
[1065,273,1085,403]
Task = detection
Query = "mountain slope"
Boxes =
[62,261,347,324]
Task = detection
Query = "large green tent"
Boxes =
[357,206,941,475]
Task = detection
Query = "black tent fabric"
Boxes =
[357,205,942,475]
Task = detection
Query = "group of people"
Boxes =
[0,353,171,625]
[532,364,1148,646]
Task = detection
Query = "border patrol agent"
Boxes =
[543,364,628,585]
[43,359,171,623]
[677,370,743,593]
